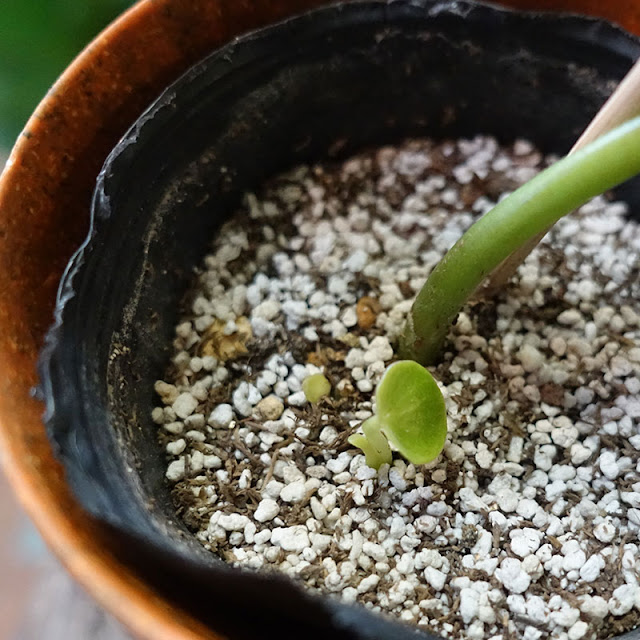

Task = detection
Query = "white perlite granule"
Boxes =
[153,136,640,640]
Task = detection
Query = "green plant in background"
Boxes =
[0,0,131,149]
[350,116,640,469]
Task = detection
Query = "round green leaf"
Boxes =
[302,373,331,403]
[376,360,447,464]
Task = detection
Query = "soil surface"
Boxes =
[152,137,640,640]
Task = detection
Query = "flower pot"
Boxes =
[1,1,640,639]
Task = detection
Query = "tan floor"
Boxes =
[0,472,45,639]
[0,471,130,640]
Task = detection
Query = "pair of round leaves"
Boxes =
[348,360,447,469]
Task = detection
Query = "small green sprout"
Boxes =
[348,416,393,470]
[303,373,331,403]
[348,361,447,469]
[400,116,640,365]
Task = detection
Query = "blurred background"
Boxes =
[0,0,131,149]
[0,3,132,637]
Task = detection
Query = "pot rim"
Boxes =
[0,0,214,629]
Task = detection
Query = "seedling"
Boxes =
[350,116,640,468]
[348,361,446,469]
[303,373,331,403]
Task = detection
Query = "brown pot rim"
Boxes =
[0,0,326,637]
[0,2,220,634]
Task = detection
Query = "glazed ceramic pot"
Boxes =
[1,1,640,639]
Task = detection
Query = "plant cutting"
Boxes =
[401,116,640,366]
[349,115,640,468]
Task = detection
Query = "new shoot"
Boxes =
[348,361,447,470]
[302,373,331,403]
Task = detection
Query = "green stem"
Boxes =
[348,416,392,469]
[399,116,640,365]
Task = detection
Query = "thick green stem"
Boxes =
[399,116,640,365]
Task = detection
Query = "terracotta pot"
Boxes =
[1,1,639,639]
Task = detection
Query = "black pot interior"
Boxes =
[40,1,640,638]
